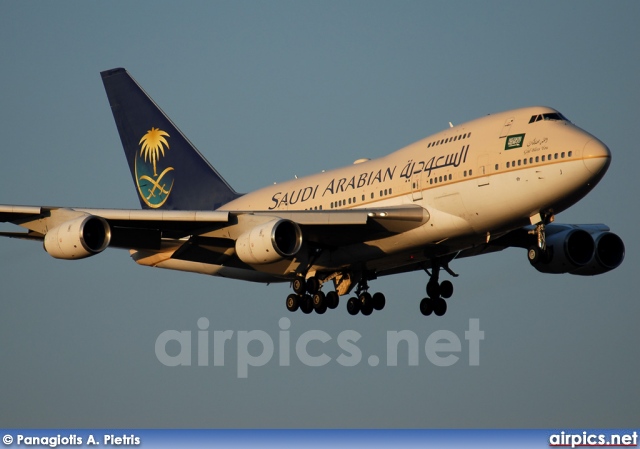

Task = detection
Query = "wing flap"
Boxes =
[0,205,43,223]
[75,208,229,222]
[252,204,427,226]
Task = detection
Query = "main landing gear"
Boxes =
[286,263,458,317]
[419,259,457,317]
[285,276,340,315]
[345,280,386,316]
[285,276,386,316]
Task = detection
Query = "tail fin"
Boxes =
[101,68,241,210]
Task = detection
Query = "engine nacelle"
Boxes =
[570,232,625,276]
[235,219,302,265]
[44,215,111,260]
[531,229,594,274]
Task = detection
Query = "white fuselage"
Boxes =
[136,107,611,282]
[153,106,610,281]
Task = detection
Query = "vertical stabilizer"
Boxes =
[101,68,241,210]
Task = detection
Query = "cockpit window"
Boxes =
[529,112,570,124]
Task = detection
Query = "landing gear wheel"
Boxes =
[286,294,299,312]
[359,292,372,306]
[440,280,453,299]
[426,280,440,298]
[359,292,373,316]
[372,292,386,311]
[326,291,339,309]
[312,291,326,310]
[300,294,313,314]
[361,303,373,316]
[347,297,360,315]
[433,297,447,316]
[315,303,327,314]
[293,278,306,295]
[420,297,433,316]
[306,277,320,295]
[527,246,547,265]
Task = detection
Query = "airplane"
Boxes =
[0,68,625,317]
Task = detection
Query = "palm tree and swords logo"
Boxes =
[134,127,175,208]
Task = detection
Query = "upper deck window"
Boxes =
[529,112,570,124]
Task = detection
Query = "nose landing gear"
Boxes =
[420,259,457,317]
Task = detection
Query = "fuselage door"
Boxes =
[477,154,490,187]
[411,173,423,201]
[499,117,515,138]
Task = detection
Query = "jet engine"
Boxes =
[44,215,111,260]
[235,219,303,264]
[530,227,624,275]
[570,231,625,275]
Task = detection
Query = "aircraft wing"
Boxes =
[0,203,429,256]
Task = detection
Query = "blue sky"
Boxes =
[0,1,638,427]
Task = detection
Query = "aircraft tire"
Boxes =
[440,281,454,299]
[359,291,372,307]
[372,292,386,310]
[426,280,440,298]
[347,297,360,315]
[433,298,447,316]
[306,277,320,295]
[293,278,306,295]
[420,297,433,316]
[286,294,299,312]
[312,291,326,310]
[361,303,373,316]
[300,295,313,314]
[326,291,340,309]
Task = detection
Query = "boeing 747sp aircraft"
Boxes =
[0,68,625,317]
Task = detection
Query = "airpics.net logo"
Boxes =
[155,318,484,378]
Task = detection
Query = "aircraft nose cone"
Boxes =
[583,139,611,175]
